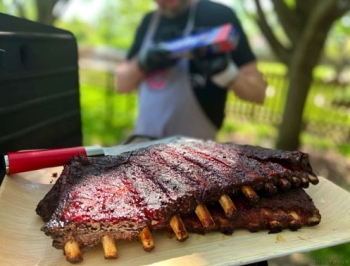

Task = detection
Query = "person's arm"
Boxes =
[195,54,267,104]
[229,61,266,104]
[115,59,145,93]
[115,45,178,93]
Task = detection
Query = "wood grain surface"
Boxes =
[0,168,349,266]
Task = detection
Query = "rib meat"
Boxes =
[36,138,321,263]
[180,188,321,235]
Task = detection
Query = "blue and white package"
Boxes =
[159,23,240,57]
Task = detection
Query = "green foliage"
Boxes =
[0,1,5,12]
[309,243,350,261]
[324,14,350,61]
[93,1,154,48]
[80,81,137,145]
[55,19,96,44]
[333,84,350,107]
[338,143,350,157]
[283,0,296,9]
[258,61,287,75]
[0,0,55,23]
[1,0,153,47]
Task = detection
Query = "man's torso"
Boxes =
[128,0,256,129]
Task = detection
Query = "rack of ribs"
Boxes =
[36,138,321,263]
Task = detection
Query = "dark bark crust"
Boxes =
[36,139,320,252]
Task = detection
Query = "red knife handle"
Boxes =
[6,147,87,175]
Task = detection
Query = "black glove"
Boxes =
[138,45,177,73]
[193,52,229,76]
[193,52,239,88]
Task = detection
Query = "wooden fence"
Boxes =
[227,71,350,143]
[79,68,350,144]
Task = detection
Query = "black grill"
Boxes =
[0,13,82,183]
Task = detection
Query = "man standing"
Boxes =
[115,0,266,140]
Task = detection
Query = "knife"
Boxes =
[2,136,185,175]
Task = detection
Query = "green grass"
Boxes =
[80,83,137,145]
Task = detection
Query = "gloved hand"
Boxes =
[193,53,239,88]
[138,45,177,73]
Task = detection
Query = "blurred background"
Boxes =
[1,0,349,264]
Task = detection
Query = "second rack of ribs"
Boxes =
[36,139,320,261]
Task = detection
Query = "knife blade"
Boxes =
[3,136,185,175]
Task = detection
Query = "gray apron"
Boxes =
[135,0,217,140]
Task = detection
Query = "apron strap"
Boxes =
[183,0,200,36]
[143,11,160,47]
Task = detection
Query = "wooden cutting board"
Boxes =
[0,168,350,266]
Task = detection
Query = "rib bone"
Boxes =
[139,226,155,251]
[289,210,299,220]
[170,215,189,242]
[219,194,237,218]
[308,174,319,185]
[301,177,309,188]
[264,182,277,194]
[101,235,118,259]
[64,240,83,263]
[241,185,259,203]
[268,220,283,233]
[292,177,301,187]
[278,178,291,190]
[195,204,215,229]
[308,211,321,226]
[289,211,302,230]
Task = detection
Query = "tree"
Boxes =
[249,0,350,150]
[95,0,154,48]
[35,0,69,25]
[0,0,72,25]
